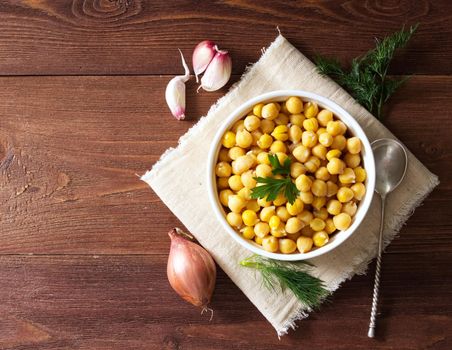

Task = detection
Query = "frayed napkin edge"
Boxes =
[277,174,439,337]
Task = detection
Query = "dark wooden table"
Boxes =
[0,1,451,349]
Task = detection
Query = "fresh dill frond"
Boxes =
[240,255,330,309]
[315,24,418,119]
[250,154,299,204]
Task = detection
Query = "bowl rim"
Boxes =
[207,89,376,261]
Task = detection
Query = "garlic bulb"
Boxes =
[165,50,190,120]
[199,47,232,92]
[192,40,216,83]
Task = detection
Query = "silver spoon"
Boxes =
[368,138,408,338]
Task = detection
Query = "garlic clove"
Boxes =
[192,40,216,83]
[165,50,190,120]
[199,47,232,92]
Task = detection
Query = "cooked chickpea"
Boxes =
[228,195,246,213]
[342,201,357,217]
[273,192,287,206]
[215,162,232,177]
[242,210,258,226]
[257,152,270,165]
[311,179,327,197]
[314,208,329,221]
[289,125,302,143]
[295,174,312,192]
[270,140,287,154]
[312,196,326,210]
[254,222,270,238]
[315,166,330,181]
[325,218,336,234]
[285,96,303,114]
[290,113,305,126]
[304,101,319,118]
[286,217,304,234]
[255,164,273,178]
[219,148,231,162]
[279,238,297,254]
[262,236,279,252]
[354,166,367,183]
[274,113,289,125]
[219,189,233,206]
[297,210,314,225]
[299,191,314,204]
[257,134,273,149]
[286,198,304,216]
[327,157,345,175]
[303,117,319,132]
[260,206,275,222]
[344,153,361,168]
[312,144,327,160]
[333,213,352,230]
[244,115,261,131]
[313,231,329,247]
[302,131,318,148]
[232,154,255,174]
[253,103,264,117]
[261,103,279,120]
[331,135,346,151]
[271,125,289,141]
[347,137,362,154]
[226,212,243,228]
[222,131,236,148]
[310,218,326,231]
[260,119,275,134]
[290,162,306,178]
[228,146,245,160]
[237,187,252,200]
[217,177,229,189]
[318,132,333,147]
[326,121,342,136]
[317,109,333,126]
[218,96,366,253]
[326,149,342,161]
[305,156,321,173]
[228,175,244,191]
[297,236,314,253]
[236,129,253,148]
[241,170,257,189]
[326,180,339,197]
[326,199,342,216]
[351,182,366,200]
[337,187,354,203]
[293,144,311,163]
[276,206,291,221]
[339,168,356,184]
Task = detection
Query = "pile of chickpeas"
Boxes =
[215,96,367,254]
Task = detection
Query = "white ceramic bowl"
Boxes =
[207,90,375,261]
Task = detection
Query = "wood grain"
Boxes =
[0,0,450,75]
[0,254,450,350]
[0,75,450,255]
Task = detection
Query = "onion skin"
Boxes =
[167,228,216,309]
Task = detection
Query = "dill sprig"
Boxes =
[240,255,330,309]
[250,154,299,204]
[315,24,418,119]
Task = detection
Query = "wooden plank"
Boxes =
[0,75,450,254]
[0,0,450,75]
[0,254,450,349]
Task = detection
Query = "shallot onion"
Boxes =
[167,228,216,318]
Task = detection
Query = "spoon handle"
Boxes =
[368,196,386,338]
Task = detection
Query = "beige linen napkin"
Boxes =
[141,35,439,336]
